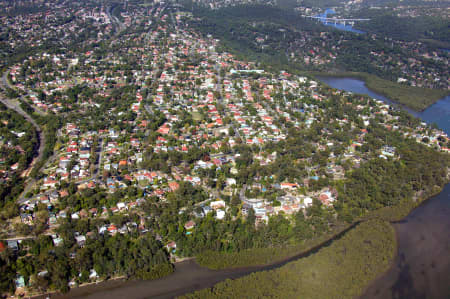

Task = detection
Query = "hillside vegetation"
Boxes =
[188,4,449,110]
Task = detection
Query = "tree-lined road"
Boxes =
[0,71,46,203]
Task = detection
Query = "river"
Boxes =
[317,76,450,130]
[318,76,450,299]
[47,77,450,299]
[44,223,357,299]
[315,9,365,34]
[47,259,261,299]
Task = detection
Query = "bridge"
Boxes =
[305,16,370,26]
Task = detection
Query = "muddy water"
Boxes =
[46,224,357,299]
[45,77,450,299]
[49,259,259,299]
[363,184,450,299]
[318,76,450,299]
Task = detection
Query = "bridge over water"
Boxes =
[304,15,370,26]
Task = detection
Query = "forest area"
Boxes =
[354,8,450,48]
[182,219,396,299]
[187,3,449,109]
[0,102,38,207]
[0,231,172,294]
[0,1,448,297]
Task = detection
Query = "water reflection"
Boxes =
[317,76,450,299]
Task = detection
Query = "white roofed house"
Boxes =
[226,178,237,186]
[215,209,225,220]
[75,235,86,247]
[79,150,91,159]
[89,269,99,280]
[302,197,313,208]
[202,206,213,215]
[59,156,71,169]
[117,202,127,210]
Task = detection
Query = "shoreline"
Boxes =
[360,182,450,298]
[196,178,449,271]
[28,258,196,299]
[16,75,450,298]
[28,276,127,299]
[25,181,448,299]
[363,221,400,294]
[309,71,449,112]
[358,182,448,298]
[27,225,354,298]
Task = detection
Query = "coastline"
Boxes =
[29,259,196,299]
[358,221,401,298]
[1,1,449,298]
[29,276,127,299]
[309,71,449,112]
[29,181,448,299]
[359,182,449,295]
[187,182,449,299]
[180,219,397,299]
[360,182,450,298]
[17,75,450,299]
[197,175,450,271]
[358,174,450,298]
[28,225,354,298]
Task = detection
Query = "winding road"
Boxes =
[106,4,126,34]
[0,71,46,203]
